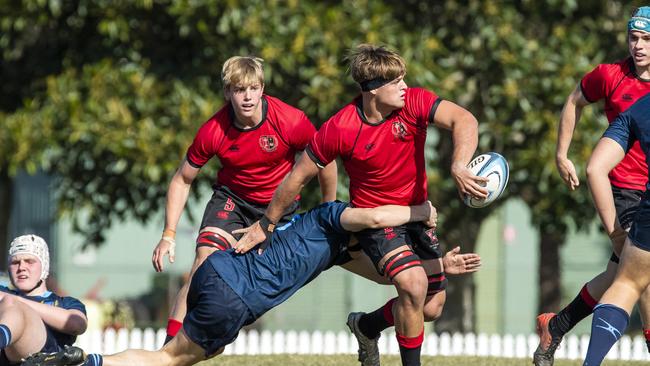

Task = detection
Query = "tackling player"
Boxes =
[580,91,650,365]
[535,7,650,366]
[234,44,488,366]
[0,235,87,365]
[22,200,438,366]
[151,56,337,343]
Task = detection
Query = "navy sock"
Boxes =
[0,324,11,348]
[583,304,629,366]
[84,354,103,366]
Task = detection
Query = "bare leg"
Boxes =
[0,296,48,362]
[104,329,210,366]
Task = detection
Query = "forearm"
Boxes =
[556,101,580,159]
[164,176,192,231]
[317,160,338,202]
[342,202,432,232]
[15,296,87,335]
[266,173,309,222]
[588,170,617,234]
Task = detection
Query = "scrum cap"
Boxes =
[9,234,50,280]
[629,6,650,33]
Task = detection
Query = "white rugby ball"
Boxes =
[463,152,509,208]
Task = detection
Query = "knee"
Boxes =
[0,294,18,310]
[393,269,428,306]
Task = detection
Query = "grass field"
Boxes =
[199,355,647,365]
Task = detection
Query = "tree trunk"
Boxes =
[537,227,565,314]
[0,168,12,271]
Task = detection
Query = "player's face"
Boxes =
[226,83,265,121]
[9,254,42,292]
[373,75,407,110]
[628,30,650,68]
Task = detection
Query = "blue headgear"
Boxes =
[629,6,650,33]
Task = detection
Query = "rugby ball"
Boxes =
[463,152,509,208]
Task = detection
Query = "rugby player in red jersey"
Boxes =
[235,44,488,366]
[151,56,337,343]
[534,7,650,366]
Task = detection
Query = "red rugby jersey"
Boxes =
[307,87,440,208]
[186,95,315,204]
[581,57,650,190]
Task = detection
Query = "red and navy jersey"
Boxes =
[186,95,315,204]
[307,87,440,208]
[0,286,86,347]
[208,201,351,318]
[581,57,650,190]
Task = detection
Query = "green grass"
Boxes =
[198,355,647,365]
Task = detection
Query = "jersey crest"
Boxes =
[259,135,278,152]
[392,121,408,141]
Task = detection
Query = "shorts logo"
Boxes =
[224,198,235,211]
[384,227,396,240]
[259,135,278,152]
[425,229,440,249]
[216,211,229,220]
[392,121,408,141]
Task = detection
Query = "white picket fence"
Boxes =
[74,328,650,361]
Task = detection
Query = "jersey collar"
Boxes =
[229,96,269,132]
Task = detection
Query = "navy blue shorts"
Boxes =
[198,185,299,247]
[628,196,650,252]
[183,261,254,356]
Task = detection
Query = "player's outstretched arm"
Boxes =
[152,158,200,272]
[556,84,590,190]
[234,153,320,254]
[586,137,625,235]
[432,100,488,200]
[340,201,436,232]
[442,246,482,275]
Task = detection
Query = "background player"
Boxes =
[24,200,437,366]
[151,56,337,342]
[234,44,488,366]
[535,7,650,365]
[0,235,87,365]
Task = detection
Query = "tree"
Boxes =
[1,0,636,331]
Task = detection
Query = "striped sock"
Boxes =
[84,354,103,366]
[0,324,11,348]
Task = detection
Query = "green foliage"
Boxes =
[0,1,641,245]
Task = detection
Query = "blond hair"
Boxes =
[347,44,406,84]
[221,56,265,91]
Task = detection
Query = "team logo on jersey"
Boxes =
[216,211,229,220]
[392,121,408,141]
[622,94,633,101]
[259,135,278,152]
[365,143,375,152]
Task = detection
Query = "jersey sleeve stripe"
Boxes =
[186,154,204,169]
[579,79,596,103]
[428,97,443,124]
[305,146,327,169]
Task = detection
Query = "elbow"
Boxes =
[585,160,607,184]
[367,212,389,229]
[67,315,88,335]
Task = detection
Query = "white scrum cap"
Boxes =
[9,234,50,280]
